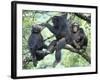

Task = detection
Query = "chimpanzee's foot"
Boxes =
[32,57,38,67]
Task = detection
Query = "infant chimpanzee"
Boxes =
[28,25,50,67]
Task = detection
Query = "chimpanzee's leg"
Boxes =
[47,40,57,53]
[53,38,66,67]
[35,43,52,58]
[30,48,38,67]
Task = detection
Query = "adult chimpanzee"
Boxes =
[28,25,50,67]
[43,15,88,67]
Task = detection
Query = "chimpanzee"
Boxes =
[43,15,88,67]
[28,25,50,67]
[70,22,88,50]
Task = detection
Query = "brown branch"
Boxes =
[74,13,91,23]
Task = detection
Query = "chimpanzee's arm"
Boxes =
[41,23,58,35]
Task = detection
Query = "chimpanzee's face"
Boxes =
[71,23,79,33]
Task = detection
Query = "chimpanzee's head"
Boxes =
[52,15,67,28]
[32,25,43,33]
[71,22,80,33]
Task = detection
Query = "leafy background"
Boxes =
[22,10,91,69]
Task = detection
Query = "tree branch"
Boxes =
[74,13,91,23]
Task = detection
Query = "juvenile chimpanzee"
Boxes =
[43,15,88,67]
[70,23,88,50]
[28,25,50,67]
